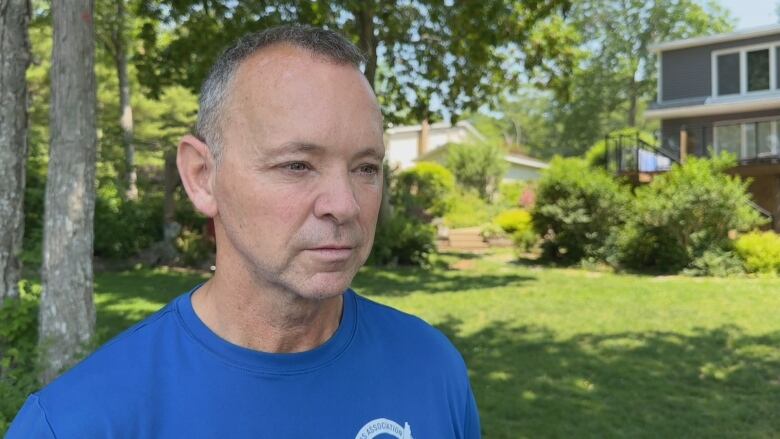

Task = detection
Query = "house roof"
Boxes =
[385,120,486,141]
[649,23,780,53]
[504,154,549,169]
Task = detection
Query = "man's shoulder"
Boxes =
[37,294,186,408]
[351,291,467,368]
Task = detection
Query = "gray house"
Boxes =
[614,24,780,231]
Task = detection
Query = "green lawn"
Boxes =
[47,251,780,437]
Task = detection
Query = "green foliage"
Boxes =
[534,0,734,155]
[0,282,40,432]
[735,231,780,275]
[94,182,163,259]
[392,162,455,221]
[494,209,533,234]
[443,190,492,228]
[445,141,508,200]
[135,1,572,124]
[175,229,214,267]
[617,155,765,273]
[368,212,436,267]
[532,157,632,264]
[682,249,745,277]
[497,181,527,209]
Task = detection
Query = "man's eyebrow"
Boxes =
[269,142,385,160]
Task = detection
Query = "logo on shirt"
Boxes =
[355,418,414,439]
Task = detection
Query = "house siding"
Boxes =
[661,32,780,101]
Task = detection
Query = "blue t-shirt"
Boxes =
[7,288,480,438]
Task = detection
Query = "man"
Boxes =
[7,25,480,438]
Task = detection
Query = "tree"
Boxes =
[40,0,98,383]
[445,140,508,201]
[0,0,31,302]
[133,0,573,124]
[530,0,734,155]
[97,0,138,200]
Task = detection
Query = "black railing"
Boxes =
[605,132,679,174]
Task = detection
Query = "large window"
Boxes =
[713,44,779,96]
[715,118,780,160]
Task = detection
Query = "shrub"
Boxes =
[682,249,745,277]
[497,181,526,209]
[94,183,163,259]
[617,155,765,273]
[532,157,632,264]
[392,162,455,221]
[0,282,40,432]
[443,189,491,228]
[368,211,436,266]
[175,229,215,268]
[735,231,780,274]
[494,209,532,234]
[445,141,508,200]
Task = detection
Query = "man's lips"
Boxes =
[305,246,355,261]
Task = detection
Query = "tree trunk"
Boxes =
[0,0,31,302]
[163,148,180,244]
[40,0,97,384]
[354,1,377,90]
[112,0,137,201]
[627,76,638,128]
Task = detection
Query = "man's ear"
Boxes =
[177,134,218,218]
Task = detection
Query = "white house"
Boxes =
[384,120,548,181]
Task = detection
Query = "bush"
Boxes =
[445,141,508,200]
[497,181,526,209]
[494,209,532,234]
[533,157,632,264]
[392,162,455,221]
[368,211,436,266]
[735,231,780,274]
[0,282,40,432]
[682,249,745,277]
[617,155,765,273]
[94,183,163,259]
[443,189,492,228]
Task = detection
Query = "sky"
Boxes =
[718,0,777,28]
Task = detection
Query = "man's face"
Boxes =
[212,45,384,300]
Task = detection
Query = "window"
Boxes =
[715,118,780,160]
[715,124,741,156]
[717,53,740,95]
[713,44,780,97]
[747,49,770,91]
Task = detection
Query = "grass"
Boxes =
[11,250,780,437]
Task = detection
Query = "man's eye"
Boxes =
[356,164,379,175]
[283,162,310,172]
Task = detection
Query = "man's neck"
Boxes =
[191,271,344,354]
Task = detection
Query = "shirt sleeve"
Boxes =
[5,395,57,439]
[463,383,481,439]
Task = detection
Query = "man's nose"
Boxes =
[313,172,360,224]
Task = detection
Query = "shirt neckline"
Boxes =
[175,285,358,375]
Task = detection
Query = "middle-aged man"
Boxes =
[7,25,480,438]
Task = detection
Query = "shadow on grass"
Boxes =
[94,269,210,343]
[436,318,780,439]
[352,266,535,297]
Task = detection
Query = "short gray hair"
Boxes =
[195,24,366,163]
